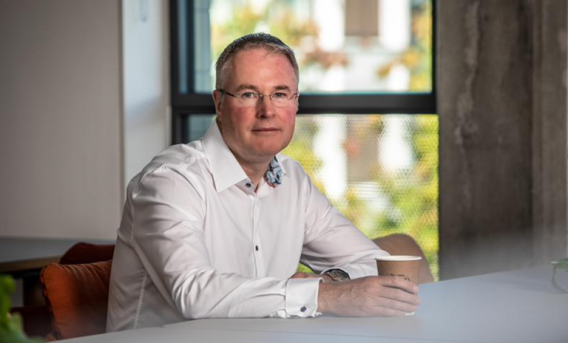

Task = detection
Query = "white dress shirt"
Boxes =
[107,122,388,331]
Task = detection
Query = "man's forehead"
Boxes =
[226,48,298,87]
[231,48,293,68]
[234,47,282,59]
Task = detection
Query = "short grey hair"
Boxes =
[215,33,299,90]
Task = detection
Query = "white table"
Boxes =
[62,266,568,343]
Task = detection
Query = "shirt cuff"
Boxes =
[284,278,322,318]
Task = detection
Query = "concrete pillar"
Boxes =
[438,0,567,279]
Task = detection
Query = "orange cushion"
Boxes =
[40,260,112,340]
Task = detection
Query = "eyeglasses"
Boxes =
[218,89,299,108]
[552,257,568,293]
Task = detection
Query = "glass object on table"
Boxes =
[551,257,568,293]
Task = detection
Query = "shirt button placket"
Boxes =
[251,196,259,276]
[251,197,264,277]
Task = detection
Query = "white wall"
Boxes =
[122,0,170,185]
[0,0,169,240]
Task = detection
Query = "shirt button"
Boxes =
[246,182,252,188]
[300,306,307,312]
[255,245,259,251]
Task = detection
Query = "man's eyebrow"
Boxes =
[233,84,293,92]
[234,84,259,92]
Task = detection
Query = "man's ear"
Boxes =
[212,90,223,120]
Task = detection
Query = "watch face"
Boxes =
[327,269,350,282]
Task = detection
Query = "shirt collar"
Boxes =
[202,122,248,193]
[201,122,287,193]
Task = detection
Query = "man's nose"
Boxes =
[256,94,276,117]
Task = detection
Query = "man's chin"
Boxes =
[251,146,285,159]
[247,137,292,159]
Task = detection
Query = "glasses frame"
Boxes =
[218,89,300,108]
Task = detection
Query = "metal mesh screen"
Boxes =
[284,114,439,279]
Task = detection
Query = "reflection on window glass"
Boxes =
[187,114,439,279]
[194,0,433,94]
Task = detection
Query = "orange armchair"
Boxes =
[10,242,114,341]
[40,260,112,340]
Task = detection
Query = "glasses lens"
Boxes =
[233,92,297,108]
[272,98,287,107]
[240,93,258,107]
[272,93,296,108]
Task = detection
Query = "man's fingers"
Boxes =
[373,306,409,317]
[358,299,416,317]
[375,295,419,313]
[379,285,422,306]
[378,275,420,294]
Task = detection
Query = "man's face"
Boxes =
[213,48,298,166]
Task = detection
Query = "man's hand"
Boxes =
[317,276,421,317]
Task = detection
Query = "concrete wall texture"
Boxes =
[438,0,568,279]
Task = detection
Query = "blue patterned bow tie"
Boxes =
[264,157,283,187]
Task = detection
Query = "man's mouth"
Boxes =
[252,128,280,132]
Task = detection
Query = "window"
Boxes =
[171,0,438,278]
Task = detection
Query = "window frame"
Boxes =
[170,0,437,144]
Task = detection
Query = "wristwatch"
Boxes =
[324,269,350,282]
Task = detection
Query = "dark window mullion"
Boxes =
[298,94,435,114]
[171,93,435,115]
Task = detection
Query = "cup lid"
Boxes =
[376,255,422,261]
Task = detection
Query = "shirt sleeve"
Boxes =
[128,166,321,319]
[300,175,390,279]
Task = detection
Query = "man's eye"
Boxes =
[240,92,258,99]
[272,92,289,99]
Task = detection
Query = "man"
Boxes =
[107,33,421,332]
